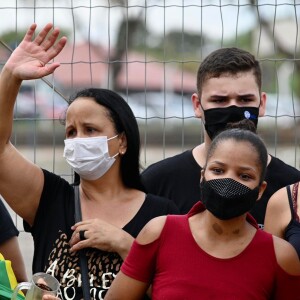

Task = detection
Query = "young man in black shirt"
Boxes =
[142,47,300,229]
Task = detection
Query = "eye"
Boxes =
[239,97,255,103]
[66,128,76,138]
[211,168,223,175]
[211,98,227,104]
[240,173,253,181]
[86,127,96,133]
[85,127,99,136]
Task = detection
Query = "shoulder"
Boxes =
[38,169,74,218]
[136,216,168,245]
[268,156,300,177]
[145,193,171,202]
[264,186,291,236]
[142,150,193,176]
[267,186,289,212]
[145,194,179,213]
[42,169,72,194]
[273,235,300,275]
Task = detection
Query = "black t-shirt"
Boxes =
[141,150,300,228]
[0,198,18,244]
[24,169,179,300]
[142,150,201,215]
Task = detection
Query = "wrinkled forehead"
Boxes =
[199,70,260,93]
[65,98,109,124]
[199,73,261,103]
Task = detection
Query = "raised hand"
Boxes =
[4,23,67,81]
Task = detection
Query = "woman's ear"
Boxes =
[257,181,267,201]
[119,132,127,155]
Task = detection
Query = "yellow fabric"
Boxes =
[0,253,25,299]
[0,253,18,289]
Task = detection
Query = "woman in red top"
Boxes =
[105,121,300,300]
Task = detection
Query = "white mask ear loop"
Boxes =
[112,152,119,159]
[107,134,119,158]
[107,134,118,141]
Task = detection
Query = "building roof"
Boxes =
[52,42,196,94]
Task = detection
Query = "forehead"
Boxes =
[201,72,259,95]
[208,139,260,168]
[66,97,111,124]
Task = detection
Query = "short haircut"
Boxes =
[197,47,262,95]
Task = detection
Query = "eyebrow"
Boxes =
[208,161,225,166]
[210,94,256,99]
[208,161,257,172]
[206,160,226,167]
[239,166,257,172]
[237,94,256,99]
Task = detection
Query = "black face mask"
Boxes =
[202,105,259,140]
[200,178,260,220]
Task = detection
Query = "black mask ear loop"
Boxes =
[197,96,207,129]
[198,95,205,112]
[258,97,262,109]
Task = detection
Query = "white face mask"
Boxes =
[63,135,119,180]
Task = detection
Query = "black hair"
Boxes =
[64,88,145,191]
[225,118,257,133]
[206,119,268,183]
[197,47,262,95]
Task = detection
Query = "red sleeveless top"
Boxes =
[122,202,300,299]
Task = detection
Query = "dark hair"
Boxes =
[225,118,257,133]
[206,123,268,183]
[197,47,262,95]
[65,88,145,191]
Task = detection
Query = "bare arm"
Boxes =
[273,235,300,275]
[272,236,300,299]
[104,271,149,300]
[105,216,167,299]
[264,186,291,238]
[0,236,27,282]
[0,24,67,225]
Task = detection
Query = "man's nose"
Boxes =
[228,99,239,106]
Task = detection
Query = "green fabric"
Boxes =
[0,254,25,300]
[0,283,25,300]
[0,259,12,289]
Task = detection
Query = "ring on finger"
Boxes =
[79,230,86,241]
